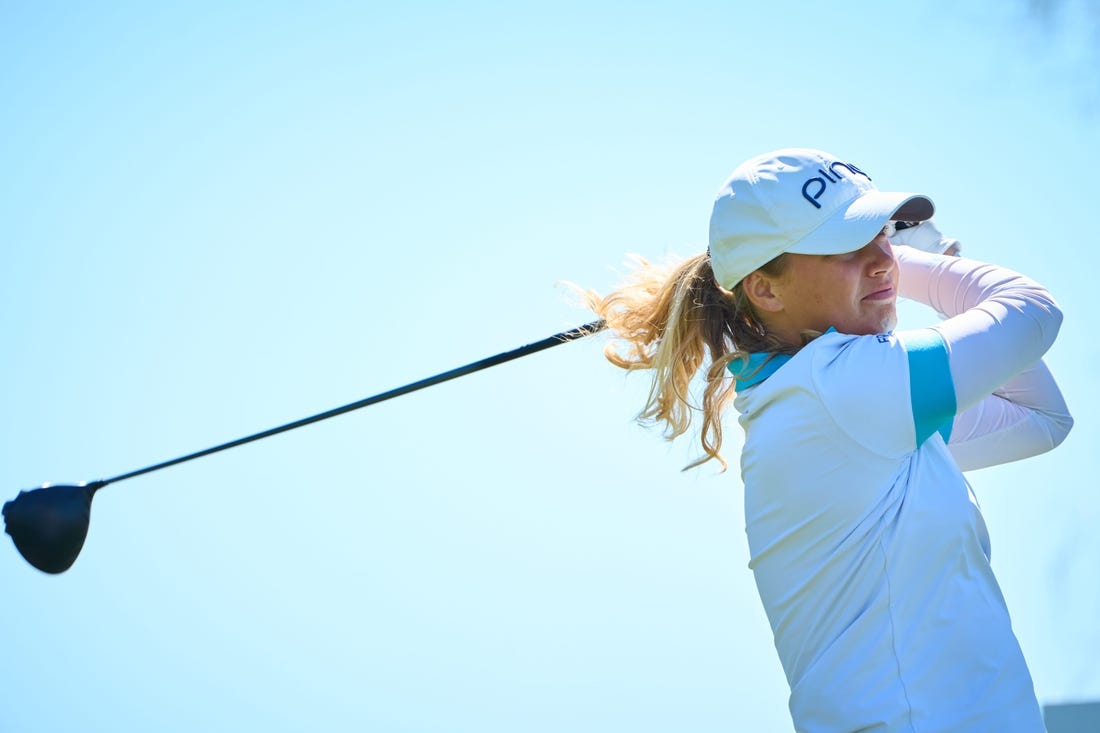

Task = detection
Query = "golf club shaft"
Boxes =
[98,320,606,487]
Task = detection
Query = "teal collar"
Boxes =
[728,352,791,390]
[729,328,837,389]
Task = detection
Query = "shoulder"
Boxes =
[804,330,910,385]
[735,329,953,458]
[795,331,924,457]
[734,331,906,404]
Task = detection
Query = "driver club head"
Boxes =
[3,482,105,574]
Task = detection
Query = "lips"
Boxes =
[863,284,896,301]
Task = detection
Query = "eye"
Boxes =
[826,250,860,263]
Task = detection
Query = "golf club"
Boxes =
[3,320,606,574]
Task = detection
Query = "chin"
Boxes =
[848,313,897,336]
[870,303,898,334]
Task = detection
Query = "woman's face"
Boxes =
[756,233,899,341]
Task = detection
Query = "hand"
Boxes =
[889,220,961,256]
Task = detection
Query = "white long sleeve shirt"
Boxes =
[730,247,1071,733]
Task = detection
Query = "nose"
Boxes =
[867,235,895,275]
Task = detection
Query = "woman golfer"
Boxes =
[587,148,1072,732]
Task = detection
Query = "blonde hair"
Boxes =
[583,252,793,471]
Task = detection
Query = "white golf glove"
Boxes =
[888,220,961,256]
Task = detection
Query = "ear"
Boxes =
[741,271,785,313]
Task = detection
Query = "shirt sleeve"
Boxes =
[809,332,939,459]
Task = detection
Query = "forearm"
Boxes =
[948,359,1073,470]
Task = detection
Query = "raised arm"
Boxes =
[896,245,1072,469]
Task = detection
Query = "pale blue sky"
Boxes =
[2,2,1098,731]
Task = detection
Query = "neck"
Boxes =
[756,315,810,351]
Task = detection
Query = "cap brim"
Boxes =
[787,191,935,256]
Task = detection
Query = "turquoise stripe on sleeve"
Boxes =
[902,329,956,446]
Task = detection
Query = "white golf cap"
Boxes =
[708,148,934,290]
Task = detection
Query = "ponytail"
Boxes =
[583,252,791,470]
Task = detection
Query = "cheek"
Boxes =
[820,267,862,305]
